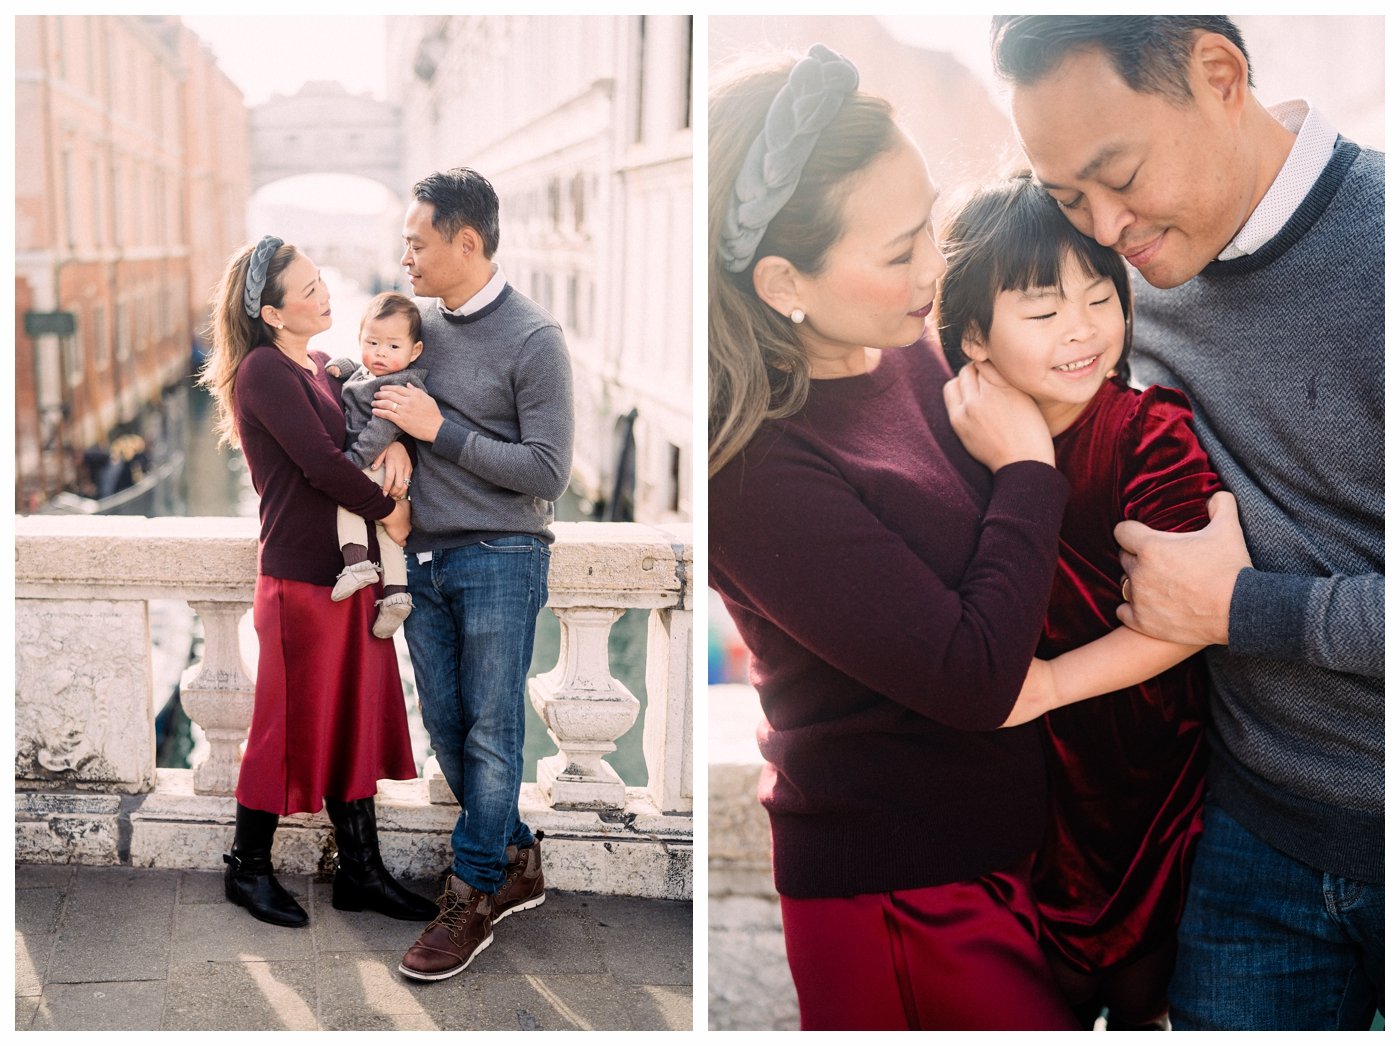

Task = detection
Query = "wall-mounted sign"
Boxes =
[24,310,77,337]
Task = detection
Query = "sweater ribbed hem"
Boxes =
[768,808,1044,899]
[1207,738,1382,883]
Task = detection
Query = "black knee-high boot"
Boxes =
[224,803,309,927]
[325,796,438,921]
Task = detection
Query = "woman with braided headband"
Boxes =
[199,239,435,929]
[708,48,1079,1029]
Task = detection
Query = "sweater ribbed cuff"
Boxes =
[1229,568,1316,660]
[990,459,1070,513]
[431,419,469,465]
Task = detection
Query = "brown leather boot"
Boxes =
[492,830,546,924]
[397,875,494,982]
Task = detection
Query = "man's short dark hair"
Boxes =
[412,167,501,258]
[990,16,1252,104]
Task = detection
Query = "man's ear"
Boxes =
[1193,31,1250,117]
[751,255,802,320]
[455,225,480,260]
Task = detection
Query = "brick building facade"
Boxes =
[14,15,249,511]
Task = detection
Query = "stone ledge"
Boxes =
[16,770,693,901]
[707,684,771,882]
[14,517,694,609]
[706,683,795,1030]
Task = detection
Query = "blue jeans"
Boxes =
[1169,797,1384,1030]
[404,536,549,893]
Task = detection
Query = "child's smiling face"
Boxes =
[359,313,423,377]
[963,253,1125,435]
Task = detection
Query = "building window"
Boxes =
[86,17,98,95]
[111,161,122,245]
[90,154,103,247]
[53,16,66,81]
[530,270,553,313]
[572,172,587,234]
[64,330,83,390]
[116,300,129,363]
[61,147,78,250]
[634,16,647,144]
[93,305,109,372]
[173,278,187,339]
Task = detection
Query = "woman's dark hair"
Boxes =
[708,54,900,476]
[990,15,1251,103]
[198,240,300,449]
[936,173,1132,382]
[412,167,500,258]
[360,291,422,345]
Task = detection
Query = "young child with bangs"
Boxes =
[937,174,1219,1030]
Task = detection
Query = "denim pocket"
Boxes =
[477,535,543,553]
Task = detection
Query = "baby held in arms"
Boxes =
[325,292,429,638]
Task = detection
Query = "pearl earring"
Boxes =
[790,309,805,324]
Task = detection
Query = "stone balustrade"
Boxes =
[14,516,692,900]
[708,683,797,1030]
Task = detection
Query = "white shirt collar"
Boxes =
[444,262,506,317]
[1217,99,1338,261]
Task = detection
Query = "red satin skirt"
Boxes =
[779,856,1079,1030]
[234,575,417,815]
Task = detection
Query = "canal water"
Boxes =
[156,293,649,786]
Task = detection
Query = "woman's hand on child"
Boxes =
[372,383,444,444]
[382,499,412,547]
[373,442,413,499]
[943,361,1054,471]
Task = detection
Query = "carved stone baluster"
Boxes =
[180,599,256,795]
[529,605,639,809]
[643,605,693,814]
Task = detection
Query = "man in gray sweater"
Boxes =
[371,167,574,982]
[992,16,1382,1031]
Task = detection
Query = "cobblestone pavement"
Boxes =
[15,864,692,1031]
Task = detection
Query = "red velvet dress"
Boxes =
[1034,379,1219,977]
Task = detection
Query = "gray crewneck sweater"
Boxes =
[1132,138,1383,882]
[406,283,574,552]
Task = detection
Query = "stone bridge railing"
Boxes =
[14,516,692,900]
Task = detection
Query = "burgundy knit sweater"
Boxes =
[710,338,1069,898]
[234,345,397,586]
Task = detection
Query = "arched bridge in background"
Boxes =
[249,81,402,193]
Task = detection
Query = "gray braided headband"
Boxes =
[243,235,285,319]
[718,44,859,274]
